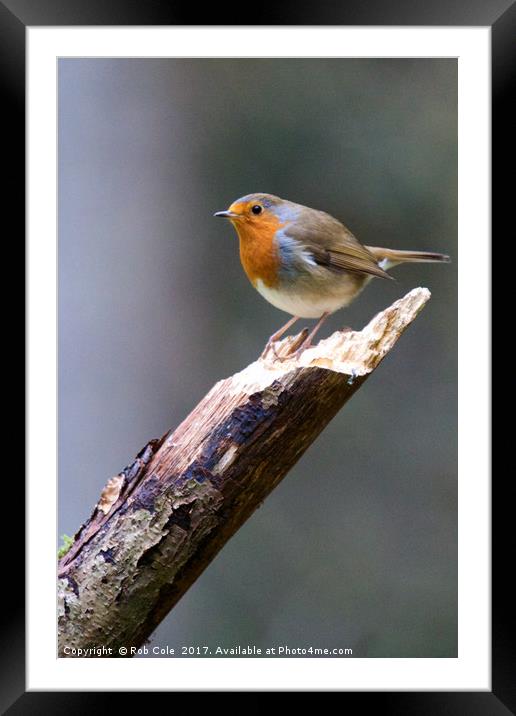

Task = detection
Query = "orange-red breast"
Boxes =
[215,193,450,358]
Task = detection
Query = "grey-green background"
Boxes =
[58,59,457,657]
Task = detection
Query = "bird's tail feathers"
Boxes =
[366,246,451,271]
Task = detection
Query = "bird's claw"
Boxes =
[261,328,309,362]
[286,329,311,360]
[260,339,281,361]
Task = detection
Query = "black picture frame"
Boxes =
[8,0,508,710]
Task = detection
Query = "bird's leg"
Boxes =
[288,312,330,359]
[261,316,299,359]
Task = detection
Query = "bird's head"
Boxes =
[214,193,292,238]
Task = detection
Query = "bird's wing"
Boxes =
[287,209,393,280]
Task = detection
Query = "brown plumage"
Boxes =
[286,212,393,280]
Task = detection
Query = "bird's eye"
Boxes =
[251,205,262,215]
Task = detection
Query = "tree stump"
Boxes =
[58,287,430,656]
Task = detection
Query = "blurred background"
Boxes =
[58,59,457,657]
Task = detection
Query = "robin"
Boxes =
[215,193,450,359]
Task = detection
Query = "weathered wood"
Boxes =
[58,287,430,657]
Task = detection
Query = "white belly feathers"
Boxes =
[255,278,363,319]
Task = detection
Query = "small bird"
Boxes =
[215,193,450,359]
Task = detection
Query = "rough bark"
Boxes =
[58,287,430,657]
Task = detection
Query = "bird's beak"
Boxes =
[214,210,239,219]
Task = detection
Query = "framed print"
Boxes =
[9,0,508,709]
